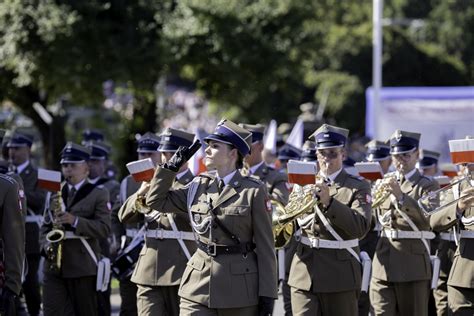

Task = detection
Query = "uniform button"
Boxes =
[447,217,451,220]
[405,209,409,212]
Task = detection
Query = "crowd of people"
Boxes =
[0,119,473,316]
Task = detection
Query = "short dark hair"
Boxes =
[227,144,244,169]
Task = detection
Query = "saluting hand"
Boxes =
[458,187,474,214]
[56,212,77,225]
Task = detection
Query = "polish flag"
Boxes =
[354,162,383,181]
[38,169,62,192]
[286,119,304,150]
[440,163,458,178]
[264,120,278,154]
[448,139,474,164]
[434,176,451,188]
[126,158,155,182]
[287,160,318,185]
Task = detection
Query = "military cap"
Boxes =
[419,149,440,168]
[301,140,317,162]
[85,141,110,160]
[82,128,105,143]
[158,128,195,152]
[239,124,265,143]
[389,130,420,154]
[366,140,390,162]
[60,142,91,164]
[6,132,34,148]
[310,124,349,149]
[137,132,161,153]
[204,119,252,156]
[277,143,302,161]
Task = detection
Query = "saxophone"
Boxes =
[45,191,65,271]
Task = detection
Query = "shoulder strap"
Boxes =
[166,214,191,259]
[314,204,360,263]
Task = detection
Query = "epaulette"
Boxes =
[0,173,15,184]
[347,173,364,182]
[244,176,264,186]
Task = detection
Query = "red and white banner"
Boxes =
[434,176,451,188]
[448,139,474,164]
[354,162,383,181]
[287,160,318,185]
[126,158,155,182]
[440,163,458,178]
[38,169,61,192]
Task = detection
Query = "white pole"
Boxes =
[372,0,383,138]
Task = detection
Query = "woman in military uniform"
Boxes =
[142,119,277,316]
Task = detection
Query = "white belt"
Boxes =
[460,230,474,239]
[439,232,456,242]
[126,229,139,238]
[63,231,90,240]
[381,229,435,240]
[25,215,43,223]
[145,229,195,241]
[299,236,359,249]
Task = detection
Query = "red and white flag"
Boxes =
[434,176,451,188]
[440,163,458,178]
[38,169,62,192]
[287,160,318,185]
[189,128,207,176]
[354,162,383,181]
[126,158,155,182]
[449,139,474,164]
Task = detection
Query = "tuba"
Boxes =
[45,191,65,271]
[272,176,329,249]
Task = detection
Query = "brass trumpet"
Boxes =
[45,191,65,271]
[372,173,398,208]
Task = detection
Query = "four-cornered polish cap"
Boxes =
[419,149,440,168]
[389,130,420,154]
[158,128,195,152]
[60,142,91,164]
[239,123,265,143]
[204,119,252,156]
[137,132,161,153]
[6,132,34,148]
[82,129,105,143]
[85,141,110,160]
[278,143,302,161]
[310,124,349,149]
[301,140,317,161]
[366,140,391,162]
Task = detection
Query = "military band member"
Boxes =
[82,128,105,143]
[145,119,278,316]
[287,124,371,316]
[358,140,391,316]
[370,130,439,316]
[0,148,25,316]
[277,143,302,173]
[301,140,317,163]
[7,132,46,316]
[41,143,111,316]
[430,162,474,315]
[85,140,120,316]
[119,128,197,316]
[419,149,441,178]
[114,132,161,316]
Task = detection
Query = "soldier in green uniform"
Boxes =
[85,140,120,316]
[370,130,439,316]
[7,132,46,316]
[287,124,372,316]
[114,132,161,316]
[119,128,197,316]
[431,161,474,315]
[145,119,278,316]
[40,143,111,316]
[0,135,25,316]
[358,140,391,316]
[419,149,441,178]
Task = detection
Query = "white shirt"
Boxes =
[399,168,417,181]
[249,161,264,175]
[218,170,238,186]
[320,168,343,182]
[16,160,30,174]
[68,179,86,192]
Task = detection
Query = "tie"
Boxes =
[67,187,76,206]
[217,179,225,194]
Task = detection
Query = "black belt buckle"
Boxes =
[207,242,217,256]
